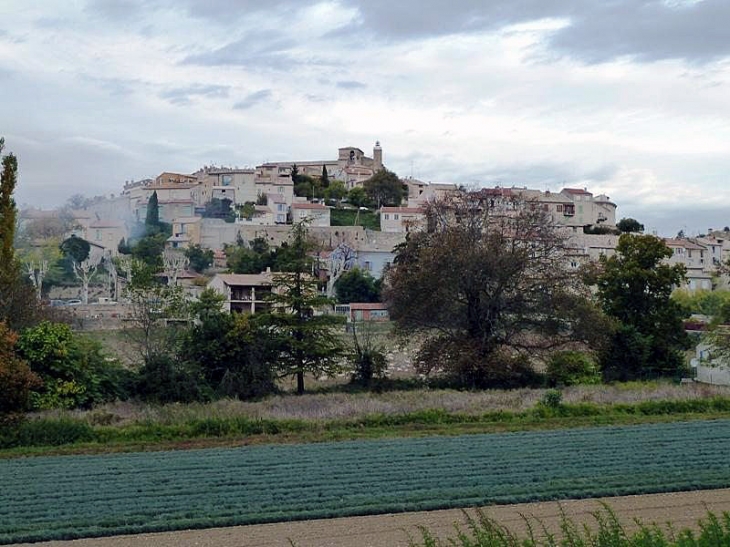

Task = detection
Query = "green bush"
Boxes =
[546,350,600,387]
[136,353,212,404]
[0,418,96,449]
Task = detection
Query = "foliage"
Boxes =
[185,244,214,273]
[145,190,160,229]
[131,232,168,269]
[259,222,345,394]
[320,164,329,187]
[202,197,235,222]
[363,168,406,207]
[583,224,620,235]
[546,351,600,387]
[617,217,645,233]
[3,420,730,543]
[335,267,380,303]
[182,306,277,400]
[0,137,17,268]
[672,288,730,318]
[123,261,189,361]
[591,234,690,381]
[330,207,380,230]
[385,191,607,389]
[0,322,42,414]
[350,322,388,387]
[16,321,128,409]
[347,186,369,208]
[0,139,59,330]
[135,353,210,404]
[324,179,347,204]
[410,506,730,547]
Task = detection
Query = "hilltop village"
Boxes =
[19,142,730,309]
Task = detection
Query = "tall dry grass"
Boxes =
[46,381,730,427]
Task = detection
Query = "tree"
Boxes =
[335,268,380,303]
[347,186,368,208]
[145,190,160,230]
[162,249,189,286]
[185,244,214,273]
[0,138,49,330]
[16,321,128,409]
[363,169,406,208]
[72,251,102,304]
[181,298,277,400]
[384,191,606,388]
[0,322,42,414]
[259,222,345,394]
[591,234,689,381]
[321,165,329,188]
[123,262,188,362]
[325,180,347,206]
[617,218,645,233]
[60,235,90,263]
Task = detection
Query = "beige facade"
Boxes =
[167,217,202,250]
[207,272,274,314]
[198,168,257,206]
[291,203,330,226]
[85,221,128,256]
[405,179,458,207]
[379,206,426,233]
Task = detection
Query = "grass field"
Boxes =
[3,419,730,544]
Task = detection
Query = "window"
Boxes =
[364,261,372,271]
[384,214,390,220]
[95,230,101,241]
[278,186,284,193]
[221,175,232,186]
[557,204,563,212]
[394,214,399,220]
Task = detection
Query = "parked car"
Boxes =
[65,299,82,306]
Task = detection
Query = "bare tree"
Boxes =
[323,243,357,298]
[104,252,118,300]
[162,249,189,287]
[25,260,48,299]
[73,253,102,304]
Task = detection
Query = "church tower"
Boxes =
[373,141,383,171]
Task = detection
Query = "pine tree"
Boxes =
[260,222,344,394]
[0,138,18,269]
[145,191,160,233]
[321,165,329,188]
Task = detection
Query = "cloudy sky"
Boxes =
[1,0,729,235]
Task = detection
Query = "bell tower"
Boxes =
[373,141,383,171]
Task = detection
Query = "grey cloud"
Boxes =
[336,81,367,89]
[84,0,155,22]
[345,0,730,64]
[233,89,273,110]
[160,84,230,105]
[547,0,730,64]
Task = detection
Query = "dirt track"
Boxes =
[18,488,730,547]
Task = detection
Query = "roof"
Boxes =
[212,273,274,286]
[172,216,201,224]
[561,188,593,195]
[292,202,328,210]
[380,207,425,214]
[147,183,198,190]
[664,239,707,250]
[349,303,388,311]
[158,199,195,204]
[89,221,124,229]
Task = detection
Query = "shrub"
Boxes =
[0,322,42,414]
[136,353,212,404]
[546,351,600,387]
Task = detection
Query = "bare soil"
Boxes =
[16,488,730,547]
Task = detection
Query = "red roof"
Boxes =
[561,188,592,195]
[349,303,388,310]
[292,203,327,210]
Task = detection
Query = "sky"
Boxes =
[1,0,729,236]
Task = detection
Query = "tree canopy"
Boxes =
[259,222,344,394]
[335,268,380,304]
[385,191,605,388]
[617,218,645,233]
[363,169,406,208]
[591,234,689,380]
